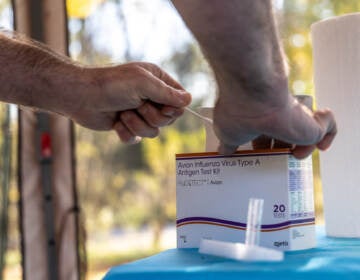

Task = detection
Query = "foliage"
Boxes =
[67,0,105,19]
[277,0,360,96]
[3,1,360,279]
[76,121,204,236]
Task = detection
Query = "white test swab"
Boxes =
[199,198,284,262]
[185,107,213,124]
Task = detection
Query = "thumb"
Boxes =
[139,70,192,108]
[140,63,191,107]
[314,109,337,150]
[138,62,184,90]
[218,141,238,155]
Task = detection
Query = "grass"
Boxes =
[3,247,162,280]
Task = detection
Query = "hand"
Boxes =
[213,77,337,159]
[172,0,337,159]
[67,62,191,144]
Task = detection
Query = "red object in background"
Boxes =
[41,132,52,158]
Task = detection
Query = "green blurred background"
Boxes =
[1,0,360,279]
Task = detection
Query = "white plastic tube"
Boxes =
[199,239,284,262]
[199,198,284,262]
[245,198,264,246]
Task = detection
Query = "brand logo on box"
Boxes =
[274,241,289,247]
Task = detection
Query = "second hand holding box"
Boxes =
[176,149,316,251]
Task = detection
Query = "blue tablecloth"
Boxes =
[104,227,360,280]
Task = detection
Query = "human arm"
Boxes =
[172,0,336,158]
[0,31,191,143]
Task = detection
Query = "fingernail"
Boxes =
[139,104,148,115]
[121,112,131,121]
[162,108,175,117]
[177,90,191,105]
[131,136,142,144]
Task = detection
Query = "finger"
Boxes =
[120,110,160,138]
[252,135,272,150]
[137,68,192,108]
[313,109,337,150]
[113,120,141,144]
[273,139,293,149]
[136,62,184,90]
[137,102,172,127]
[167,118,177,126]
[317,132,336,150]
[137,102,178,127]
[291,144,316,159]
[161,106,184,118]
[142,101,184,118]
[218,141,238,155]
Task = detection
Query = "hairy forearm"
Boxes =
[0,31,86,115]
[172,0,288,101]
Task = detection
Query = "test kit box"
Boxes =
[176,149,316,251]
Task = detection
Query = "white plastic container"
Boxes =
[312,13,360,237]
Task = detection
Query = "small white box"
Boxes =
[176,149,316,251]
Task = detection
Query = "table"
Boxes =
[104,227,360,280]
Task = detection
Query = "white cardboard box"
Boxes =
[176,149,316,251]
